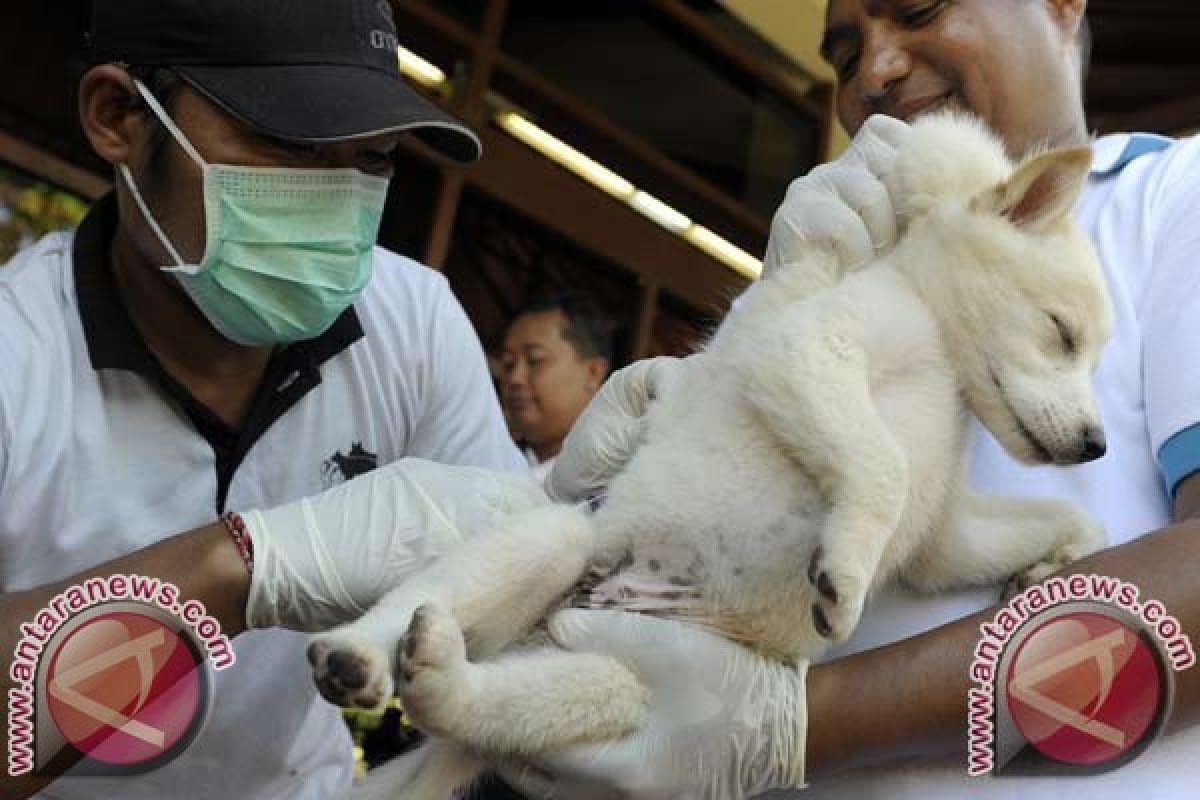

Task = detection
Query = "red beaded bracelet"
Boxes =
[221,511,255,577]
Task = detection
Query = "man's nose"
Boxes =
[506,361,528,388]
[858,30,912,106]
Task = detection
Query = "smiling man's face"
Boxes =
[822,0,1089,156]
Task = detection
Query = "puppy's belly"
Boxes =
[579,493,829,661]
[584,390,835,660]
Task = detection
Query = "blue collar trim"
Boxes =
[1091,134,1173,177]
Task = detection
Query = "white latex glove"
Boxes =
[545,356,689,504]
[763,114,909,277]
[506,610,809,800]
[241,458,549,631]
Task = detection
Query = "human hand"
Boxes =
[507,610,809,800]
[764,114,909,277]
[545,356,690,504]
[240,458,549,631]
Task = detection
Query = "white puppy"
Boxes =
[312,112,1113,798]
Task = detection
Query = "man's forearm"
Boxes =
[805,518,1200,778]
[0,521,249,798]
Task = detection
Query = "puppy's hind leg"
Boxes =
[904,487,1106,594]
[310,504,595,711]
[398,604,649,759]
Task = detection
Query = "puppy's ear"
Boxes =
[972,146,1092,232]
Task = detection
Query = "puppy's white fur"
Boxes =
[322,113,1114,798]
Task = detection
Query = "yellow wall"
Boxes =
[720,0,849,160]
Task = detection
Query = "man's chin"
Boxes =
[511,422,544,444]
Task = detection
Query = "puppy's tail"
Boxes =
[346,742,484,800]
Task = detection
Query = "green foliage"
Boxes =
[0,170,90,264]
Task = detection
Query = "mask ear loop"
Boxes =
[132,80,207,169]
[118,79,209,274]
[118,163,189,270]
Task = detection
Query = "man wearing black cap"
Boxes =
[0,1,544,797]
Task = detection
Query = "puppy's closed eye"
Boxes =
[1049,313,1076,356]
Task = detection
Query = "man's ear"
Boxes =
[584,357,610,392]
[1046,0,1088,41]
[973,146,1092,232]
[78,64,143,166]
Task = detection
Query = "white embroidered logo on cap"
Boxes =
[370,0,399,50]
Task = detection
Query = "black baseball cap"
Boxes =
[87,0,481,163]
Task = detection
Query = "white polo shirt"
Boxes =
[771,133,1200,798]
[524,447,557,485]
[0,195,525,799]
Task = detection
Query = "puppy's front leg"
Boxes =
[309,504,595,710]
[904,486,1106,594]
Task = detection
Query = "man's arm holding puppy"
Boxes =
[806,492,1200,779]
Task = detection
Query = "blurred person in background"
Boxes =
[500,290,612,483]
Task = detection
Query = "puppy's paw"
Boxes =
[1005,561,1060,601]
[307,635,393,711]
[1008,511,1107,596]
[397,603,470,736]
[807,546,868,643]
[1010,545,1094,593]
[1049,504,1107,560]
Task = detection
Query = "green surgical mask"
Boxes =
[118,79,390,346]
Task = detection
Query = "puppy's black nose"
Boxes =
[1080,425,1107,462]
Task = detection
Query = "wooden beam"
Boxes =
[1087,64,1200,105]
[632,281,661,360]
[490,50,771,245]
[1089,17,1200,65]
[1090,93,1200,136]
[424,173,464,269]
[1089,0,1199,17]
[455,124,748,313]
[396,0,771,245]
[422,0,509,269]
[455,0,509,126]
[0,131,109,200]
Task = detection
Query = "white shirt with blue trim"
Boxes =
[773,131,1200,799]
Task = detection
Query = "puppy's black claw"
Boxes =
[816,571,839,604]
[812,604,833,639]
[807,546,824,585]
